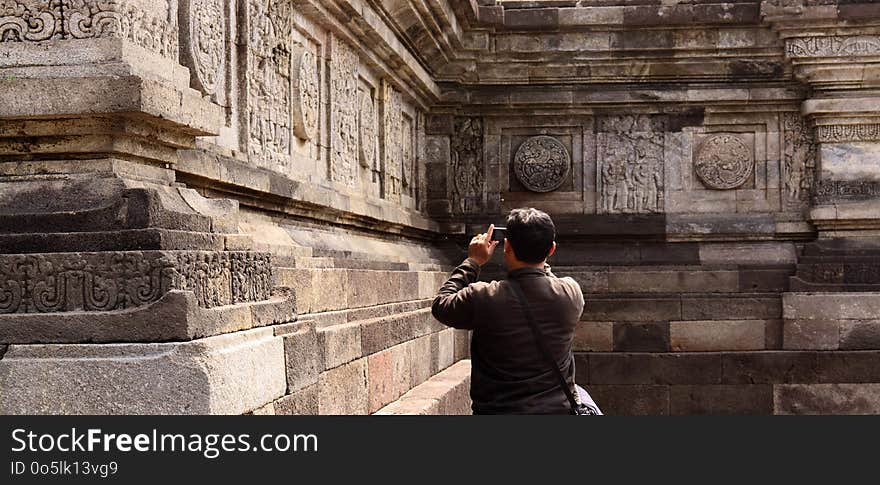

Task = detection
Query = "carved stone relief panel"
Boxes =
[597,115,665,214]
[246,0,292,172]
[450,117,483,215]
[513,135,571,193]
[817,124,880,143]
[783,113,817,205]
[382,81,403,201]
[0,0,62,41]
[291,44,319,141]
[358,86,377,170]
[180,0,225,97]
[694,134,754,190]
[787,36,880,58]
[330,36,358,187]
[401,113,415,195]
[62,0,179,59]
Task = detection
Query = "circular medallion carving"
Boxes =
[694,134,753,190]
[513,136,570,193]
[184,0,225,96]
[358,93,376,167]
[291,46,319,141]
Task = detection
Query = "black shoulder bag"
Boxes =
[508,278,599,416]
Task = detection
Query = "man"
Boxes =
[432,208,585,414]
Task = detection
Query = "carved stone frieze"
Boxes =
[450,116,483,214]
[783,113,817,204]
[0,0,62,41]
[597,115,665,214]
[246,0,291,171]
[0,251,273,314]
[330,36,358,187]
[513,136,570,193]
[180,0,225,96]
[813,180,880,204]
[291,45,319,141]
[358,89,377,169]
[62,0,179,59]
[694,134,753,190]
[787,36,880,58]
[816,124,880,143]
[383,82,403,200]
[401,114,414,193]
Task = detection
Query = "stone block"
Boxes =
[585,385,669,416]
[587,352,724,385]
[584,298,681,322]
[318,358,368,415]
[670,385,773,415]
[783,319,840,350]
[367,348,395,413]
[454,329,471,360]
[815,351,880,384]
[390,342,412,398]
[573,321,613,352]
[0,328,286,414]
[274,385,318,415]
[775,384,880,415]
[783,292,880,320]
[670,320,766,352]
[277,321,322,393]
[840,321,880,350]
[681,296,781,320]
[317,322,362,370]
[374,397,440,415]
[360,309,431,355]
[409,335,433,387]
[436,328,455,371]
[738,268,793,292]
[504,8,559,30]
[311,269,348,313]
[613,322,670,352]
[721,352,819,385]
[607,269,739,293]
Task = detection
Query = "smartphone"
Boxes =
[491,226,506,242]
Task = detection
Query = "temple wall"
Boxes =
[3,0,880,414]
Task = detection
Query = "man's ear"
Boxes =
[546,242,557,259]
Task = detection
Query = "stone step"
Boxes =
[374,360,472,415]
[582,293,782,322]
[558,266,793,294]
[273,267,448,313]
[575,319,782,353]
[574,350,880,415]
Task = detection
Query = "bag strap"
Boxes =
[508,278,579,415]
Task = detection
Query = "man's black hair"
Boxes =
[505,208,555,263]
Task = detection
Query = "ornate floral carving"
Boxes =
[330,36,358,187]
[450,116,483,214]
[598,115,664,214]
[0,0,61,42]
[694,134,753,190]
[787,35,880,58]
[246,0,291,171]
[813,180,880,204]
[513,136,570,193]
[816,124,880,143]
[0,251,272,314]
[358,89,377,169]
[62,0,178,59]
[180,0,224,96]
[383,81,403,200]
[291,45,319,141]
[783,113,817,204]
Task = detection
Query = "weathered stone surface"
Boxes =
[374,360,471,415]
[584,385,669,416]
[671,320,766,352]
[783,293,880,320]
[573,321,613,352]
[317,322,362,370]
[783,319,840,350]
[840,320,880,350]
[775,384,880,415]
[613,322,670,352]
[318,358,368,415]
[671,385,773,415]
[0,327,286,414]
[276,320,321,393]
[274,385,318,415]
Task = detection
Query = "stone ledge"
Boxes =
[374,360,472,415]
[0,327,286,414]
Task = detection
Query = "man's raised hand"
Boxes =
[468,224,499,266]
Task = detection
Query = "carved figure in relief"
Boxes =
[783,113,816,204]
[450,117,483,214]
[291,45,319,140]
[181,0,225,96]
[383,83,403,200]
[330,37,359,187]
[358,90,377,168]
[598,117,664,214]
[62,0,178,59]
[513,136,570,193]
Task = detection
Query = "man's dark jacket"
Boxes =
[431,258,585,414]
